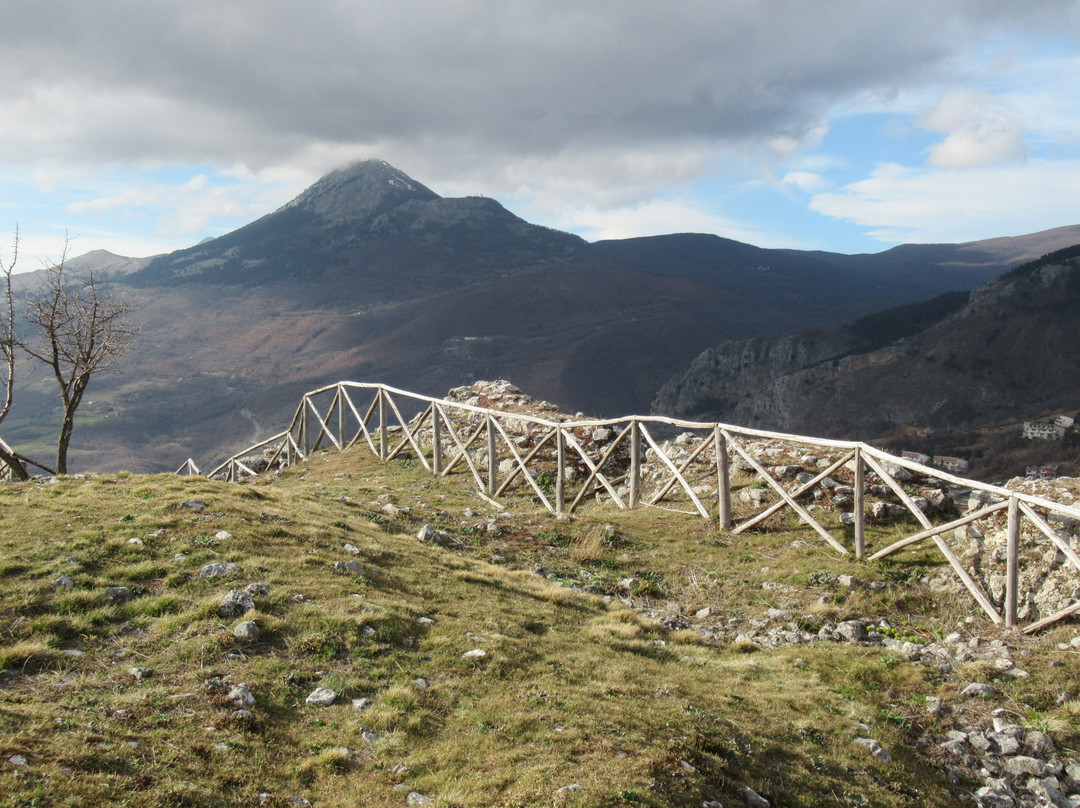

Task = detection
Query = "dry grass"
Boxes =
[0,447,1076,806]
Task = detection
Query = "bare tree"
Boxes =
[0,225,30,480]
[21,241,140,474]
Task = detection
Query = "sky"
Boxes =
[3,1,1080,271]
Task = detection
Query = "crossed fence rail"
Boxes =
[182,381,1080,634]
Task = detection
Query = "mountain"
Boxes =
[8,160,1080,473]
[652,245,1080,453]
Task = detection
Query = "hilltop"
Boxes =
[2,384,1080,806]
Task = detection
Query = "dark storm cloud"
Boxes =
[4,0,1077,170]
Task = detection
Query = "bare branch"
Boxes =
[19,240,141,474]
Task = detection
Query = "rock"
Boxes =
[127,667,153,680]
[343,543,360,555]
[462,649,488,660]
[961,682,997,699]
[227,683,255,708]
[245,582,270,597]
[200,562,238,579]
[106,586,134,603]
[406,793,434,807]
[695,607,713,620]
[126,537,144,546]
[835,620,866,643]
[219,589,255,618]
[285,798,312,808]
[554,784,583,796]
[179,500,207,512]
[333,560,365,575]
[1002,756,1046,778]
[853,737,892,762]
[974,781,1016,808]
[740,786,770,807]
[233,620,260,640]
[305,687,337,706]
[55,575,75,588]
[352,698,373,711]
[412,678,430,691]
[837,575,863,590]
[214,531,233,541]
[1024,730,1055,756]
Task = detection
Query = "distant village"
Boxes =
[901,414,1075,481]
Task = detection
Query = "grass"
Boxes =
[0,446,1077,807]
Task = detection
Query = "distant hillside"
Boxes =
[653,245,1080,468]
[8,160,1080,473]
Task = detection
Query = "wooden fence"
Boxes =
[193,381,1080,634]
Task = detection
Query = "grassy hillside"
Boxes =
[1,447,1078,807]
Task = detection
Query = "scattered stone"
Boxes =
[55,575,75,588]
[231,709,254,720]
[406,793,434,807]
[128,667,153,681]
[233,621,260,640]
[554,784,583,796]
[462,649,488,660]
[227,683,254,708]
[245,582,270,597]
[200,562,238,579]
[8,754,28,767]
[305,687,337,706]
[219,589,255,618]
[416,616,436,625]
[179,500,207,512]
[334,560,365,574]
[835,620,866,643]
[147,528,166,538]
[853,737,892,762]
[695,607,712,620]
[961,682,998,699]
[343,543,360,555]
[740,786,770,807]
[214,531,233,541]
[106,586,133,604]
[126,537,144,546]
[352,698,373,711]
[285,798,312,808]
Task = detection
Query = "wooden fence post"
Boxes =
[301,401,309,457]
[337,385,345,451]
[487,414,498,498]
[378,388,388,461]
[629,419,641,508]
[854,445,865,559]
[556,428,566,517]
[715,427,731,529]
[1006,496,1020,628]
[431,406,442,474]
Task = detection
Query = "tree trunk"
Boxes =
[56,412,75,475]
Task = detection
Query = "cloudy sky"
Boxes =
[3,1,1080,269]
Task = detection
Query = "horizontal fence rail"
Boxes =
[204,381,1080,634]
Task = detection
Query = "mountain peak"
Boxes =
[284,159,440,225]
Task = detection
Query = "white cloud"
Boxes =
[782,171,829,193]
[558,197,802,248]
[919,91,1028,167]
[810,159,1080,243]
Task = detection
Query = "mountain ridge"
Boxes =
[651,244,1080,459]
[9,159,1080,472]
